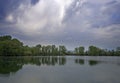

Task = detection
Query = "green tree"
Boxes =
[115,47,120,56]
[74,46,85,55]
[74,47,79,55]
[59,45,67,55]
[32,44,42,56]
[52,45,56,55]
[23,45,32,56]
[0,35,12,41]
[88,46,101,56]
[78,46,85,55]
[0,36,24,56]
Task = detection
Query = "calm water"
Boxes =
[0,56,120,83]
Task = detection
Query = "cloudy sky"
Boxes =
[0,0,120,50]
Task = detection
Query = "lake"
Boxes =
[0,56,120,83]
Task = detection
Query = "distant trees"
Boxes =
[0,35,68,56]
[59,45,67,55]
[74,46,85,55]
[0,35,120,56]
[115,47,120,56]
[87,46,120,56]
[88,46,102,56]
[74,45,120,56]
[0,35,24,56]
[30,45,67,56]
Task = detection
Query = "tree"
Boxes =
[59,45,67,55]
[115,47,120,56]
[35,44,42,55]
[0,35,12,41]
[0,36,24,56]
[78,46,85,55]
[11,38,24,56]
[74,46,85,55]
[88,46,101,56]
[46,45,52,55]
[23,45,32,56]
[52,45,56,55]
[74,47,79,55]
[41,46,46,55]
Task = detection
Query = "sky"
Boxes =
[0,0,120,50]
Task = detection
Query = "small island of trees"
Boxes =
[0,35,120,56]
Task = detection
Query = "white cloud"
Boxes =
[88,24,120,39]
[60,0,120,40]
[5,14,14,22]
[86,0,114,5]
[6,0,73,35]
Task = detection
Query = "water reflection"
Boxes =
[0,56,120,83]
[0,56,120,75]
[0,56,66,74]
[89,60,99,66]
[75,59,99,66]
[0,58,23,74]
[75,59,84,65]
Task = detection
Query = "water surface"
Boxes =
[0,56,120,83]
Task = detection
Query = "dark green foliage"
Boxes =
[0,35,12,41]
[59,45,67,55]
[0,35,67,56]
[0,35,119,56]
[74,46,85,55]
[115,47,120,56]
[88,46,102,56]
[0,36,24,56]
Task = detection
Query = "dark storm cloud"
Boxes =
[0,0,39,20]
[0,0,22,19]
[31,0,39,5]
[106,1,120,24]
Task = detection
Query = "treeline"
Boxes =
[0,35,120,56]
[0,35,66,56]
[73,46,120,56]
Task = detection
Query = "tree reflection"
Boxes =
[75,59,84,65]
[0,57,23,74]
[89,60,99,66]
[0,56,66,74]
[75,59,99,66]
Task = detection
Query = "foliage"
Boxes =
[0,35,119,56]
[74,46,85,55]
[0,35,23,56]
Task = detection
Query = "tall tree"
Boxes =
[78,46,85,55]
[0,36,24,56]
[74,47,79,55]
[88,46,101,56]
[115,47,120,56]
